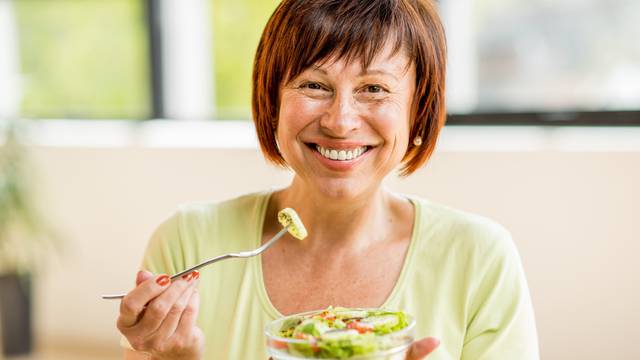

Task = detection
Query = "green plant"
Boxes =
[0,121,58,274]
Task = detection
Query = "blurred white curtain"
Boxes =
[161,0,215,120]
[440,0,478,114]
[0,0,21,119]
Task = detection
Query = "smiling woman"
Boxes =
[252,0,446,176]
[114,1,539,359]
[275,43,416,198]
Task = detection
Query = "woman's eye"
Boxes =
[365,85,383,93]
[302,82,323,90]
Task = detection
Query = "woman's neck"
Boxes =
[269,177,407,252]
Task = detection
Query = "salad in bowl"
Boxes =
[265,306,415,359]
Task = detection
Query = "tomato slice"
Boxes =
[347,321,374,334]
[271,339,289,349]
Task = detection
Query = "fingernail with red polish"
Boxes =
[156,274,171,286]
[192,270,200,280]
[181,272,193,281]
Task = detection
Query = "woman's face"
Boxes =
[277,44,416,200]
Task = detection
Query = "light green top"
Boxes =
[138,191,539,359]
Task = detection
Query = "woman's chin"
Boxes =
[313,178,377,201]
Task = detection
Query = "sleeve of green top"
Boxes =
[461,229,540,360]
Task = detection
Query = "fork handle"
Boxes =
[101,253,234,300]
[102,226,291,300]
[170,253,233,280]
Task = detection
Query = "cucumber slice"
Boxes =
[278,208,308,240]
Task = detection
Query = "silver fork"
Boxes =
[101,225,290,300]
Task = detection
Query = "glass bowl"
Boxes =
[265,308,415,360]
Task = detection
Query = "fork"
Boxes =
[101,225,290,300]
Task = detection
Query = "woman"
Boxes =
[117,0,539,359]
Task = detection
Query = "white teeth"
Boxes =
[346,151,353,160]
[315,145,368,161]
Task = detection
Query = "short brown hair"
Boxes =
[252,0,447,176]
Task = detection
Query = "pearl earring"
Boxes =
[413,136,422,146]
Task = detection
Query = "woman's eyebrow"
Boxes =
[310,65,327,74]
[358,69,399,81]
[308,65,399,80]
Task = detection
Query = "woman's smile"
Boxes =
[314,144,369,162]
[306,141,375,171]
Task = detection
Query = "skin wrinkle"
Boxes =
[291,52,410,107]
[274,39,415,218]
[253,0,447,175]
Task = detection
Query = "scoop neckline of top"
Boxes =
[251,189,422,319]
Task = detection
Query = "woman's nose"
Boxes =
[319,92,361,137]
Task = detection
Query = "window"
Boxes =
[143,0,279,120]
[2,0,637,124]
[206,0,640,124]
[13,0,150,119]
[443,0,640,124]
[211,0,280,120]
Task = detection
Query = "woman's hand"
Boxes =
[117,270,204,360]
[405,337,440,360]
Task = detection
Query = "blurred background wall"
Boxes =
[0,0,639,359]
[17,123,638,360]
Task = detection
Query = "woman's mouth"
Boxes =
[312,144,371,161]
